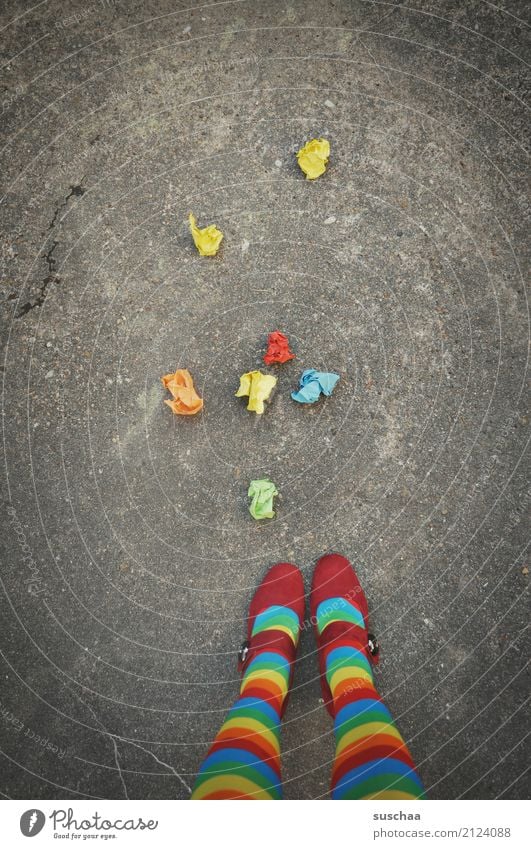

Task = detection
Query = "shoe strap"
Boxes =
[237,628,298,673]
[319,621,380,666]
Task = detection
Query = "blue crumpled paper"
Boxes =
[291,369,340,404]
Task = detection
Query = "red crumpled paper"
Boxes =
[263,331,295,365]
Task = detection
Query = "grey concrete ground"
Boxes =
[0,0,529,801]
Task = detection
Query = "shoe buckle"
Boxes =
[238,639,251,668]
[367,632,379,658]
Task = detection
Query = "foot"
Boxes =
[238,561,305,718]
[310,553,379,716]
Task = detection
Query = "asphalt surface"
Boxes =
[0,0,529,800]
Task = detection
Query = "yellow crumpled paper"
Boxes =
[188,212,224,256]
[296,138,330,180]
[235,370,277,414]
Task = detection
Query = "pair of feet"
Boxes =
[238,553,379,718]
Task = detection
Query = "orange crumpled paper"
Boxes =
[161,369,204,415]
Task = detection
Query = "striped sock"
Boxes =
[317,597,426,800]
[191,605,298,799]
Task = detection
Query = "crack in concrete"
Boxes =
[54,671,191,797]
[48,183,86,232]
[17,181,86,318]
[110,735,130,801]
[117,738,192,796]
[65,684,130,801]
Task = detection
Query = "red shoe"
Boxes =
[310,553,379,716]
[237,562,305,718]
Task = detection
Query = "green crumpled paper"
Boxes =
[248,478,278,520]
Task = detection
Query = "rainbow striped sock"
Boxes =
[191,606,298,800]
[318,597,426,800]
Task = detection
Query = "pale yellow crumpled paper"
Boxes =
[235,370,277,414]
[296,138,330,180]
[188,212,224,256]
